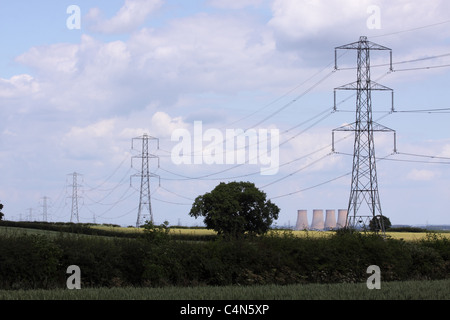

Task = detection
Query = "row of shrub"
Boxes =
[0,230,448,289]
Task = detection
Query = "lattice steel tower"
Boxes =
[41,196,49,222]
[131,134,160,227]
[68,172,82,223]
[333,36,396,233]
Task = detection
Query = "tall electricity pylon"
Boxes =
[41,196,49,222]
[131,134,160,227]
[68,172,82,223]
[332,36,396,233]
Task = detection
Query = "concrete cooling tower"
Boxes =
[324,210,336,230]
[295,210,309,230]
[337,209,348,229]
[310,209,324,230]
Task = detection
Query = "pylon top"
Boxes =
[335,36,391,51]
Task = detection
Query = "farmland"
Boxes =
[1,279,449,300]
[0,221,449,301]
[91,224,450,241]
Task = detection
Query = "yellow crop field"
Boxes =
[91,225,449,241]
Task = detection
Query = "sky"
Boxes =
[1,0,450,228]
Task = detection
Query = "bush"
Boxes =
[0,234,62,289]
[0,231,448,289]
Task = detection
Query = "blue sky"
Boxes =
[1,0,450,227]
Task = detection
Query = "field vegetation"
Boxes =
[1,279,448,300]
[0,220,449,293]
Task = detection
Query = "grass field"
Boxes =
[0,279,448,300]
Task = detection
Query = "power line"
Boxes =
[158,107,335,181]
[270,172,351,200]
[394,63,450,72]
[84,154,130,192]
[338,52,450,72]
[369,19,450,39]
[221,61,336,129]
[337,151,450,165]
[260,153,333,189]
[270,152,396,201]
[250,71,336,129]
[394,107,450,114]
[396,152,450,161]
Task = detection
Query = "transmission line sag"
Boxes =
[333,36,398,234]
[131,134,160,227]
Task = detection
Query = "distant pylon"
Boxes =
[68,172,82,223]
[131,134,160,227]
[333,36,397,234]
[41,196,49,222]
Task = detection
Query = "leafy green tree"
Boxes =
[0,202,4,221]
[369,215,392,232]
[189,181,280,238]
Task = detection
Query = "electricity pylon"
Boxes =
[131,134,160,228]
[332,36,396,233]
[41,196,49,222]
[68,172,82,223]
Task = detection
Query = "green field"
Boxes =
[1,279,449,300]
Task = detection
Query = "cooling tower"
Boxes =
[337,209,348,229]
[295,210,309,230]
[310,209,324,230]
[324,210,336,230]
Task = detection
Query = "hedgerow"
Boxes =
[0,230,448,289]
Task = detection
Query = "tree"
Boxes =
[0,201,4,221]
[369,215,392,232]
[142,220,170,243]
[189,181,280,238]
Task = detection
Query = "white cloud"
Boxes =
[16,43,79,77]
[207,0,263,10]
[0,74,39,98]
[86,0,163,34]
[269,0,368,40]
[407,169,439,181]
[268,0,450,57]
[150,111,188,138]
[62,119,119,160]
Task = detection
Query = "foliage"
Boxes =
[369,215,392,231]
[0,229,449,289]
[141,220,170,243]
[0,202,4,221]
[189,181,280,238]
